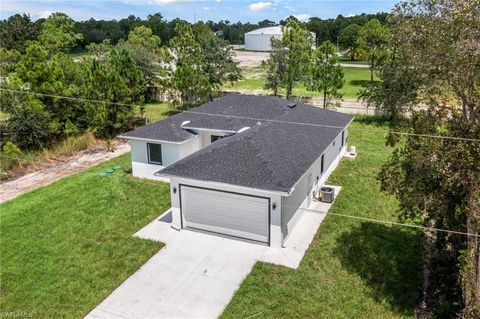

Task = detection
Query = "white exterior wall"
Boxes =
[169,177,283,248]
[281,128,349,241]
[244,34,282,51]
[129,137,200,180]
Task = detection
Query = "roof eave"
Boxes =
[155,171,290,196]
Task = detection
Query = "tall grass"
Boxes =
[0,132,98,179]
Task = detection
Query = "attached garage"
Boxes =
[179,185,270,244]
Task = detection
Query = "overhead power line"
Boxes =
[1,87,479,142]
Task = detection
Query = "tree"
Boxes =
[306,40,344,109]
[38,12,83,53]
[264,38,287,96]
[84,49,145,138]
[0,48,21,77]
[146,13,171,43]
[118,25,168,99]
[192,21,214,43]
[12,42,85,136]
[168,22,211,108]
[281,20,314,99]
[194,26,242,93]
[0,14,41,53]
[363,0,480,316]
[338,23,361,60]
[356,19,390,82]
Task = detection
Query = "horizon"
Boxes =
[0,0,397,23]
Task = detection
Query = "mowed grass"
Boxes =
[221,120,422,319]
[136,102,174,123]
[0,154,169,318]
[223,67,376,99]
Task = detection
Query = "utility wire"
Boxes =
[86,173,480,238]
[2,87,479,142]
[285,205,480,238]
[1,153,476,239]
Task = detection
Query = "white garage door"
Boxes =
[180,186,270,244]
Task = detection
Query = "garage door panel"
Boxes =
[180,186,269,244]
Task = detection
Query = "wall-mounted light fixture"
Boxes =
[173,187,177,194]
[272,202,276,210]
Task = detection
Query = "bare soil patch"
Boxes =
[0,140,130,203]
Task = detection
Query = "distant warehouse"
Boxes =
[244,26,316,52]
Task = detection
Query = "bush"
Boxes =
[7,106,52,150]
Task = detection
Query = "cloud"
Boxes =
[248,1,272,12]
[150,0,196,4]
[36,10,52,19]
[293,13,311,22]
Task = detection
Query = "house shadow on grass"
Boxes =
[334,222,422,315]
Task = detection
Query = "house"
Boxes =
[120,95,353,248]
[244,26,316,51]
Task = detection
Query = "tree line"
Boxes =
[0,13,241,152]
[0,12,388,52]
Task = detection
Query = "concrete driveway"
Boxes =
[86,186,341,319]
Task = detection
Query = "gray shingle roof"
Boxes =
[143,94,353,193]
[159,121,343,192]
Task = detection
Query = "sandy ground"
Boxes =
[233,49,270,67]
[232,47,369,68]
[0,140,130,203]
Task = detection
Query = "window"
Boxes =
[342,131,345,147]
[211,135,223,143]
[147,143,162,165]
[320,154,324,174]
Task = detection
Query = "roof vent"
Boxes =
[256,121,262,126]
[287,102,297,108]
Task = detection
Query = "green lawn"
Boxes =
[338,56,370,65]
[221,120,421,318]
[223,67,376,99]
[140,102,174,122]
[1,119,420,318]
[0,154,169,318]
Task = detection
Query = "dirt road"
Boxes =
[232,48,369,68]
[0,141,130,203]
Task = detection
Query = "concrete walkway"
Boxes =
[86,186,341,319]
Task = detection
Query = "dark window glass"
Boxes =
[342,131,345,147]
[211,135,223,143]
[148,143,162,165]
[321,154,325,174]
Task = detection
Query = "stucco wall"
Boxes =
[129,137,200,180]
[281,128,348,240]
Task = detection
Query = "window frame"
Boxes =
[147,143,163,165]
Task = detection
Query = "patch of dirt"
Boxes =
[233,49,269,67]
[0,140,130,203]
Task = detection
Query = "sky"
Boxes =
[0,0,398,23]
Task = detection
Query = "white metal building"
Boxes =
[244,26,283,51]
[244,26,316,52]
